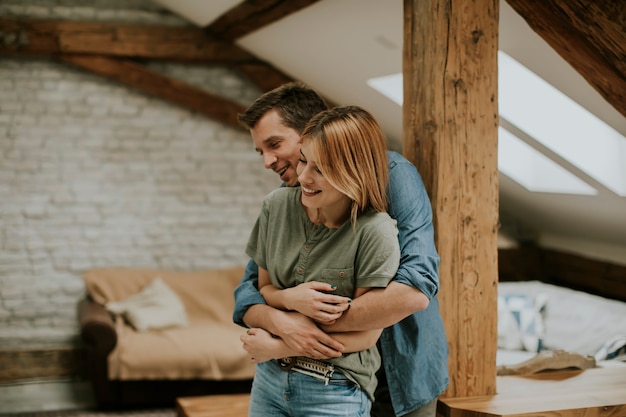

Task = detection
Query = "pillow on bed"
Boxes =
[106,277,188,332]
[498,293,547,352]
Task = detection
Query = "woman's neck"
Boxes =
[305,200,351,229]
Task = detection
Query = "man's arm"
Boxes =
[232,259,266,327]
[324,282,428,332]
[233,259,344,358]
[324,152,440,333]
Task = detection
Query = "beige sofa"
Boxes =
[79,266,255,409]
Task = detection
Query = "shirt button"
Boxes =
[339,271,345,277]
[304,245,311,251]
[297,268,304,274]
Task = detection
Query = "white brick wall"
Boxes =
[0,0,280,347]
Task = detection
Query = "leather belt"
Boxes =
[278,356,335,385]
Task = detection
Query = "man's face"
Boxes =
[250,109,302,187]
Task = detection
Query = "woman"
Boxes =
[243,105,400,416]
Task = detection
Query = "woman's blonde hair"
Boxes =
[301,105,389,226]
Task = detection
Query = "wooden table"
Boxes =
[438,367,626,417]
[177,393,250,417]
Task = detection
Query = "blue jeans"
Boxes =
[249,360,371,417]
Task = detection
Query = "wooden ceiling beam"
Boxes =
[205,0,322,93]
[505,0,626,118]
[0,6,328,106]
[0,16,291,113]
[59,54,246,130]
[206,0,321,41]
[0,18,258,63]
[235,63,294,93]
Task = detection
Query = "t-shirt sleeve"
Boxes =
[245,196,270,271]
[355,214,401,289]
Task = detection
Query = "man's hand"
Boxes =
[274,311,344,359]
[282,282,351,325]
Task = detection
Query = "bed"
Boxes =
[439,248,626,417]
[497,279,626,373]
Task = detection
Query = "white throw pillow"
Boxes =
[498,293,548,352]
[106,277,188,332]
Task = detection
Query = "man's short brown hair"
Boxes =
[237,82,329,133]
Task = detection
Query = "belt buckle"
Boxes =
[279,357,335,385]
[278,357,296,371]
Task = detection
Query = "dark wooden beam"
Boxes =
[206,0,321,41]
[505,0,626,118]
[0,14,311,103]
[235,63,294,93]
[498,246,626,303]
[204,0,323,93]
[0,18,259,63]
[0,347,86,382]
[497,246,544,283]
[59,55,246,130]
[543,248,626,302]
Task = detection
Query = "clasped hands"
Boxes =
[241,281,350,363]
[281,281,351,325]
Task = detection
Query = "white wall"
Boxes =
[0,0,278,348]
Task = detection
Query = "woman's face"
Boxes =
[296,141,349,213]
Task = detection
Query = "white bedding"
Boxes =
[497,280,626,367]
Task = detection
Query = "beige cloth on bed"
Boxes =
[83,266,255,381]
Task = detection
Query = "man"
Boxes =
[233,82,449,417]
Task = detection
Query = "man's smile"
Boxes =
[277,165,289,176]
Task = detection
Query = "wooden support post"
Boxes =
[403,0,500,397]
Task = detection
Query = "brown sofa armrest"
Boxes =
[78,297,117,355]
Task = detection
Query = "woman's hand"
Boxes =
[240,328,291,363]
[283,282,351,325]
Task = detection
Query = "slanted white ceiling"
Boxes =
[152,0,243,27]
[154,0,626,256]
[238,0,405,150]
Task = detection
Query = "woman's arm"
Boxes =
[258,267,351,325]
[241,326,383,363]
[235,262,345,358]
[244,283,383,362]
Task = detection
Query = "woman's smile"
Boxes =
[301,186,321,196]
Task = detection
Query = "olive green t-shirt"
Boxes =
[246,187,400,401]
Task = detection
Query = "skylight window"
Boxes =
[498,51,626,196]
[367,73,403,106]
[498,127,597,195]
[367,52,626,196]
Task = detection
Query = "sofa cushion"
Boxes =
[108,318,255,380]
[105,277,188,332]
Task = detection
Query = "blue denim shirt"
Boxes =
[233,151,449,416]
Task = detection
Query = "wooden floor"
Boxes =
[177,393,250,417]
[438,367,626,417]
[176,367,626,417]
